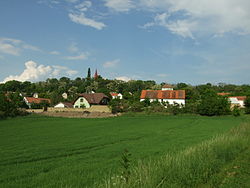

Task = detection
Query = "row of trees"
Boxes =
[0,71,250,117]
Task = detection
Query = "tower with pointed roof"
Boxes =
[94,69,98,80]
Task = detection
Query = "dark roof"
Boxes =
[75,93,109,104]
[140,90,185,99]
[61,102,73,108]
[162,84,173,88]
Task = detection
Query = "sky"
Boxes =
[0,0,250,85]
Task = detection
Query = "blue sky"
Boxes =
[0,0,250,84]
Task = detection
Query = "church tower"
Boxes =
[94,69,98,80]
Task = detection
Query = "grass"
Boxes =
[99,121,250,188]
[0,114,249,187]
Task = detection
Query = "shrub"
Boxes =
[198,89,231,116]
[232,106,241,117]
[244,96,250,114]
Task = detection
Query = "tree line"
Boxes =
[0,74,250,118]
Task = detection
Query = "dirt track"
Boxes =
[39,111,118,118]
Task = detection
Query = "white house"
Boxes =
[228,96,246,108]
[110,92,123,99]
[62,92,68,99]
[54,102,73,108]
[140,85,185,106]
[73,93,109,108]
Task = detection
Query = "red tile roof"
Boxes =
[110,92,118,96]
[25,97,51,104]
[217,93,230,96]
[140,90,185,99]
[228,96,246,101]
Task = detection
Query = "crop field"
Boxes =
[0,115,249,187]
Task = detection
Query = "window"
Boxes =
[80,98,83,102]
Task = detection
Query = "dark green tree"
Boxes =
[198,89,231,116]
[244,96,250,114]
[87,68,91,79]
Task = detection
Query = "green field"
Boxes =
[0,115,249,187]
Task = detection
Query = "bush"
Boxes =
[244,96,250,114]
[198,89,231,116]
[232,106,241,117]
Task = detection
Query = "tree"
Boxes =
[87,68,91,79]
[198,89,231,116]
[244,96,250,114]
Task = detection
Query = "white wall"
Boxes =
[54,103,65,108]
[73,97,90,108]
[140,99,185,106]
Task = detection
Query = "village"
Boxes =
[1,68,249,119]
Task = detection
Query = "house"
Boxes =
[62,92,68,99]
[73,93,109,108]
[217,92,230,96]
[54,102,73,108]
[162,84,174,91]
[110,92,123,99]
[228,96,246,108]
[24,97,51,108]
[33,93,39,98]
[140,85,185,106]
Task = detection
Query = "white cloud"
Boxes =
[105,0,135,12]
[64,52,89,60]
[139,0,250,38]
[2,60,78,83]
[115,76,131,82]
[69,13,106,30]
[75,1,92,12]
[50,51,60,55]
[0,37,40,56]
[103,59,120,68]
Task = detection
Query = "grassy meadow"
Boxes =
[0,114,249,187]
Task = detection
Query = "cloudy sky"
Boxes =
[0,0,250,84]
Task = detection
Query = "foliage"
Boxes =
[244,96,250,114]
[232,106,241,117]
[198,89,231,116]
[0,92,28,119]
[120,149,132,183]
[30,101,50,109]
[101,123,250,188]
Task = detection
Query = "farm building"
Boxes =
[24,97,51,108]
[140,85,185,106]
[73,93,109,108]
[54,102,73,108]
[228,96,246,108]
[110,92,123,99]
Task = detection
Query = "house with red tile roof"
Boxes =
[228,96,246,108]
[110,92,123,99]
[217,92,231,96]
[140,84,185,106]
[24,97,51,108]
